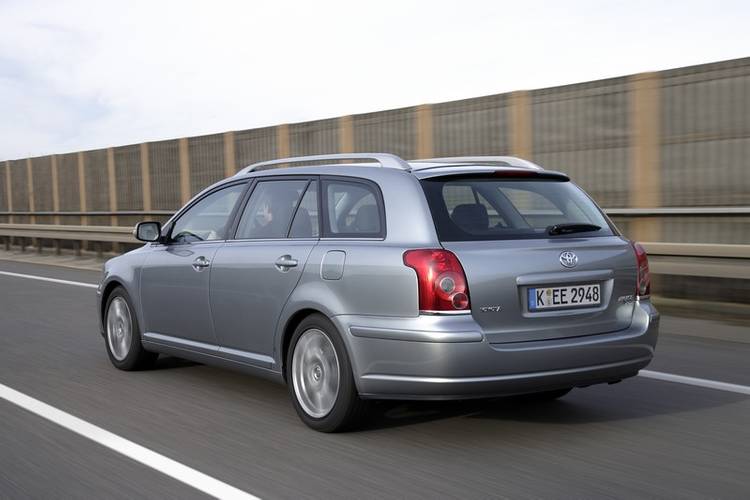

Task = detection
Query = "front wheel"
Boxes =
[104,287,158,371]
[286,314,368,432]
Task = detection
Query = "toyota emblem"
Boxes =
[559,251,578,268]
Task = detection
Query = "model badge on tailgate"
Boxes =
[479,305,502,313]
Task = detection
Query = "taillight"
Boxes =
[631,241,650,297]
[403,249,471,313]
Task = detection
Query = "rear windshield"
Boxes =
[420,177,614,241]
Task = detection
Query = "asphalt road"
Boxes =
[0,259,748,499]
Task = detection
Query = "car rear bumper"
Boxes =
[333,300,659,400]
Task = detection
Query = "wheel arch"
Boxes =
[99,278,144,339]
[279,308,324,384]
[99,280,124,335]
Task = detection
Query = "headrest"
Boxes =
[353,205,379,233]
[451,204,489,232]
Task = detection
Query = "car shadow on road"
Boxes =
[138,357,747,432]
[152,355,201,370]
[357,379,748,431]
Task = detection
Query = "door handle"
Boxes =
[192,256,211,272]
[274,255,298,271]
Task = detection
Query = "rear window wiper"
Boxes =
[547,223,601,236]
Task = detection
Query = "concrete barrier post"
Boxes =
[339,115,354,155]
[4,160,12,224]
[224,131,236,177]
[77,152,88,251]
[416,104,434,159]
[140,143,152,213]
[179,138,191,205]
[26,158,38,251]
[107,148,119,253]
[51,155,61,225]
[629,72,662,242]
[510,90,532,158]
[276,124,290,159]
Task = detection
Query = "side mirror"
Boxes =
[134,221,162,242]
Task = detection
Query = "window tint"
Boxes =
[289,182,319,238]
[235,180,308,239]
[443,184,508,228]
[499,187,563,215]
[324,180,382,237]
[421,178,612,241]
[170,183,245,244]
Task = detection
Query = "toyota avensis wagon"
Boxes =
[97,154,659,432]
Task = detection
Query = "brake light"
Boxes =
[403,249,471,313]
[631,241,650,297]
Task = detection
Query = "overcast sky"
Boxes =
[1,0,748,160]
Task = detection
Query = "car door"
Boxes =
[140,182,247,345]
[210,177,319,366]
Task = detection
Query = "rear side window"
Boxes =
[421,177,613,241]
[289,182,319,239]
[235,180,308,239]
[322,179,384,238]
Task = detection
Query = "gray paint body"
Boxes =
[97,162,659,399]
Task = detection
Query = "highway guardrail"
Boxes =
[0,223,748,279]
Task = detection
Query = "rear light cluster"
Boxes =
[631,241,651,297]
[403,249,471,313]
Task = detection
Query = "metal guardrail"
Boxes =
[0,224,137,257]
[0,224,135,243]
[0,223,748,279]
[0,211,174,217]
[605,207,750,216]
[642,243,750,280]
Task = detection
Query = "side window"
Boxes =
[170,183,245,244]
[289,182,319,238]
[235,180,308,239]
[323,180,383,237]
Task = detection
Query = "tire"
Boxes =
[104,286,158,371]
[286,314,368,432]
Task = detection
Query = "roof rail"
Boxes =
[235,153,411,175]
[411,156,543,171]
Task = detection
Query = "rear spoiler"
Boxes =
[415,168,569,181]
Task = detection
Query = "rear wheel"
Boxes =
[286,314,368,432]
[104,287,158,371]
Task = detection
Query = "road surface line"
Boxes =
[639,370,750,395]
[0,382,260,500]
[0,270,98,289]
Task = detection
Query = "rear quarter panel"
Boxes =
[274,169,440,365]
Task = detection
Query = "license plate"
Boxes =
[528,283,600,310]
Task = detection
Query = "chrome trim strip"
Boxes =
[142,333,275,366]
[361,356,653,384]
[419,310,473,316]
[349,325,482,343]
[142,333,219,354]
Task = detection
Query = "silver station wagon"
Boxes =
[97,154,659,432]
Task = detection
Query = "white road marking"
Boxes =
[0,382,260,500]
[639,370,750,395]
[0,270,98,289]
